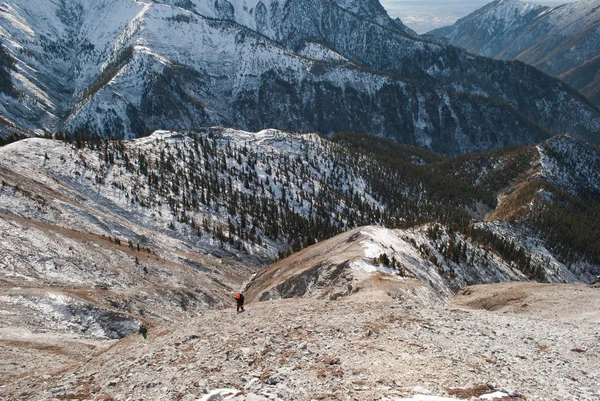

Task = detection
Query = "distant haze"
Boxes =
[381,0,575,33]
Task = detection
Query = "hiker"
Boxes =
[139,323,148,340]
[235,292,245,313]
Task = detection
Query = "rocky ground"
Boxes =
[0,209,254,389]
[2,280,599,401]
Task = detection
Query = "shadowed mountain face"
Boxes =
[560,54,600,105]
[0,0,599,155]
[428,0,600,106]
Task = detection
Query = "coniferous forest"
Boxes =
[47,128,600,279]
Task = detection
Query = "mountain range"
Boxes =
[428,0,600,106]
[1,129,599,301]
[1,128,600,399]
[0,0,599,155]
[2,1,600,398]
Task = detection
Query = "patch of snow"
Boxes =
[391,395,459,401]
[479,392,510,400]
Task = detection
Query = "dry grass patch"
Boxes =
[487,179,545,221]
[170,354,196,366]
[479,354,497,364]
[309,392,343,400]
[458,289,528,311]
[363,321,388,333]
[57,379,100,400]
[446,384,493,398]
[94,394,114,401]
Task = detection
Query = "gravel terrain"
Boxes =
[2,281,598,401]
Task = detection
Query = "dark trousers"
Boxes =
[237,303,244,312]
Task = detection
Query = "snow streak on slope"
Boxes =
[297,42,351,64]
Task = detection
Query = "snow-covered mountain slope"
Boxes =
[246,210,600,304]
[428,0,549,58]
[0,0,599,154]
[429,0,600,106]
[0,0,149,134]
[435,134,600,279]
[0,196,255,384]
[536,134,600,197]
[0,128,481,267]
[2,129,598,285]
[154,0,415,37]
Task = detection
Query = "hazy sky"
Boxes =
[380,0,575,33]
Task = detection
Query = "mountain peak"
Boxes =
[495,0,523,5]
[428,0,600,106]
[480,0,545,20]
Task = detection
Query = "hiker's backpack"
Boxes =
[235,293,241,300]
